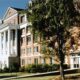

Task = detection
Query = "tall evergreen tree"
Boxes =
[27,0,80,80]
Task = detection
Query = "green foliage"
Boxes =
[27,0,79,62]
[9,63,19,72]
[3,67,9,72]
[19,66,25,72]
[0,68,3,73]
[27,0,80,79]
[20,64,60,73]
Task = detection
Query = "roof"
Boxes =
[10,7,24,11]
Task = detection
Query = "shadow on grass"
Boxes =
[0,74,17,79]
[53,76,80,80]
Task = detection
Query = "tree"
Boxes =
[27,0,80,80]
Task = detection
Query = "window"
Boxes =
[26,26,31,33]
[71,53,75,56]
[27,35,31,45]
[27,58,31,64]
[41,58,45,64]
[21,49,25,55]
[77,64,79,68]
[22,59,25,65]
[50,57,54,64]
[27,48,31,53]
[34,46,38,52]
[78,54,80,56]
[21,37,25,45]
[74,64,76,68]
[34,58,38,64]
[74,64,79,68]
[73,58,76,62]
[21,16,25,23]
[73,57,78,63]
[33,33,38,43]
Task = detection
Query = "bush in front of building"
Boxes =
[20,64,60,73]
[0,68,3,73]
[19,66,25,72]
[9,62,19,72]
[3,67,10,72]
[63,64,70,69]
[25,64,42,73]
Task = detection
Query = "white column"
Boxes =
[15,29,18,56]
[11,30,13,55]
[79,57,80,68]
[0,33,1,55]
[4,31,6,54]
[8,30,11,56]
[70,56,73,69]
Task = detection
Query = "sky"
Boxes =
[0,0,30,19]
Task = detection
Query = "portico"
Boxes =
[0,23,19,69]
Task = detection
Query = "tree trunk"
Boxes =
[60,62,65,80]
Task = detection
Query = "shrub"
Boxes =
[0,68,3,73]
[63,64,70,69]
[47,64,60,72]
[24,64,60,73]
[3,67,9,72]
[19,66,25,72]
[9,62,19,72]
[20,64,70,73]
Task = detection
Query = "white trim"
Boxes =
[0,27,8,32]
[20,23,28,29]
[3,7,17,20]
[4,13,18,22]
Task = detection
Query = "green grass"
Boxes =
[12,76,58,80]
[0,72,80,80]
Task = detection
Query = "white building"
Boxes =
[0,7,23,69]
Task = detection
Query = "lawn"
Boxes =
[11,76,58,80]
[2,73,80,80]
[0,72,80,80]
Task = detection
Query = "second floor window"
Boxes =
[27,35,31,45]
[27,47,31,54]
[34,46,39,52]
[21,49,25,55]
[34,58,38,64]
[26,26,31,33]
[21,16,25,23]
[22,59,25,65]
[21,37,25,45]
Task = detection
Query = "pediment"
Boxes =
[3,7,18,20]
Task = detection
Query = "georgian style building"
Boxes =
[0,6,80,69]
[0,7,54,69]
